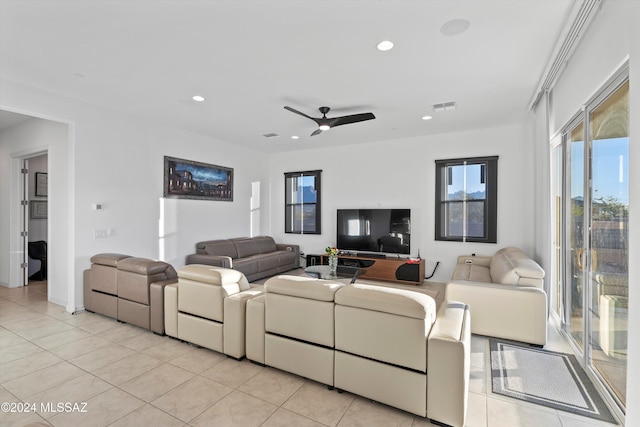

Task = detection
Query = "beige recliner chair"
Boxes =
[446,246,547,345]
[164,264,263,359]
[264,275,343,386]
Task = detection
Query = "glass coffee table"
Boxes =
[304,265,361,283]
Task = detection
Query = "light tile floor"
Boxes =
[0,281,621,427]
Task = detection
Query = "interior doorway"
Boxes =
[1,109,72,310]
[10,150,49,288]
[26,153,49,285]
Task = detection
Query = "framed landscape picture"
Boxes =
[163,156,234,201]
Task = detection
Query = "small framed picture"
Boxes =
[35,172,48,197]
[31,201,47,219]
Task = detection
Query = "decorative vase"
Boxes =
[328,255,338,273]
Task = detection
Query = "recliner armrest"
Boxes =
[446,280,548,345]
[164,283,178,338]
[224,289,264,359]
[276,243,300,267]
[149,278,178,335]
[246,294,266,364]
[427,301,471,427]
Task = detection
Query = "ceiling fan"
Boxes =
[284,106,375,136]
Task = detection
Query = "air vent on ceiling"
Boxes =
[433,101,456,112]
[263,133,279,138]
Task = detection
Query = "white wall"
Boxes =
[535,0,638,422]
[0,80,270,311]
[269,122,536,283]
[0,117,67,304]
[550,1,631,131]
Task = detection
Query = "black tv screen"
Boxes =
[336,209,411,255]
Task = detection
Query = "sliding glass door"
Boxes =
[587,80,629,407]
[559,72,628,413]
[566,122,585,351]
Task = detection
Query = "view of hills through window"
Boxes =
[446,163,486,238]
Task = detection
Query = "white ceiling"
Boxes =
[0,0,574,152]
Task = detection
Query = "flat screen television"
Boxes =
[336,209,411,255]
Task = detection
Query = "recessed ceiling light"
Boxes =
[377,40,394,51]
[192,95,205,102]
[422,115,433,120]
[440,19,471,36]
[291,135,299,140]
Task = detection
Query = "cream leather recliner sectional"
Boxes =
[246,275,471,427]
[445,246,547,346]
[164,264,264,359]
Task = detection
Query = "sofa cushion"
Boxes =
[202,240,238,258]
[117,257,172,276]
[265,275,343,301]
[232,257,259,277]
[276,250,297,266]
[334,284,435,372]
[90,253,130,267]
[489,247,544,286]
[178,264,250,291]
[335,283,436,322]
[265,275,341,347]
[232,238,260,258]
[254,236,278,254]
[257,253,281,272]
[90,264,119,295]
[451,264,492,283]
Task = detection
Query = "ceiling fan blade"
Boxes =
[329,112,376,128]
[284,106,316,121]
[310,128,323,136]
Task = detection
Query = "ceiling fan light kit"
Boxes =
[284,105,376,137]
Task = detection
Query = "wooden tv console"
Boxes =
[306,253,425,285]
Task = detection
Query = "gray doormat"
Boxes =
[490,340,617,424]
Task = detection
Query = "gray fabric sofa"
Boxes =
[186,236,300,282]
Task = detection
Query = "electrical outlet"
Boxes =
[464,259,473,265]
